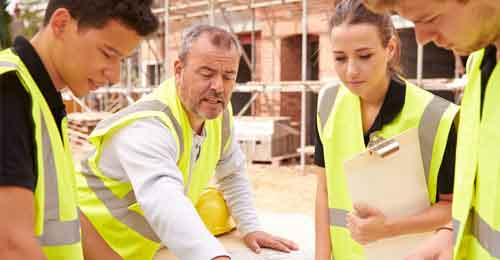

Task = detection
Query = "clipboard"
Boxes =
[344,127,433,260]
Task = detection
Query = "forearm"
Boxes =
[385,200,452,237]
[217,170,260,236]
[0,232,47,260]
[315,171,331,260]
[135,177,229,260]
[0,187,46,260]
[215,134,260,236]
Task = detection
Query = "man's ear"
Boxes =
[48,8,72,38]
[174,59,183,83]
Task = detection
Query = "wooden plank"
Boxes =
[251,153,300,166]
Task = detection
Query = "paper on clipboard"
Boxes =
[344,127,432,260]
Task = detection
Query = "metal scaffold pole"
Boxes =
[164,0,170,79]
[209,0,215,25]
[417,43,424,86]
[300,0,308,170]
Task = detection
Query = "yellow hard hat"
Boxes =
[195,187,236,236]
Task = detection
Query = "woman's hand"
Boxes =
[404,228,453,260]
[346,203,390,245]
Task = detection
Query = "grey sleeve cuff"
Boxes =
[215,130,261,236]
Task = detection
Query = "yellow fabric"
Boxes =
[0,49,83,260]
[318,81,458,259]
[77,78,233,260]
[453,48,500,260]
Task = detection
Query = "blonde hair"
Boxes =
[362,0,397,13]
[362,0,470,13]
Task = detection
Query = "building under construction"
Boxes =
[130,0,461,162]
[51,0,463,165]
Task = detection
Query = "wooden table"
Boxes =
[153,231,308,260]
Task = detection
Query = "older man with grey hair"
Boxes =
[77,24,298,260]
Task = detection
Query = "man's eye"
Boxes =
[359,54,372,60]
[101,50,111,59]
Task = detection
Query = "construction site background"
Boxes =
[2,1,467,258]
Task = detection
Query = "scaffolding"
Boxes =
[152,0,314,168]
[59,0,462,169]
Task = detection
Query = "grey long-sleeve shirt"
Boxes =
[98,118,261,260]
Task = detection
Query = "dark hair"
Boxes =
[179,24,240,64]
[330,0,402,75]
[43,0,159,37]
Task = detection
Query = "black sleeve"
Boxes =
[0,72,37,191]
[314,126,325,168]
[436,120,457,198]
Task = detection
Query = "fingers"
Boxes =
[259,235,301,253]
[260,237,291,253]
[346,213,361,234]
[353,203,379,218]
[245,232,300,254]
[274,236,299,251]
[346,214,370,245]
[246,237,262,254]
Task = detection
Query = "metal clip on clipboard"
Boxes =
[367,132,400,158]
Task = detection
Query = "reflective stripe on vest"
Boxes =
[80,99,231,241]
[221,108,231,156]
[39,117,81,246]
[452,48,500,260]
[0,60,80,246]
[319,86,452,229]
[318,86,451,186]
[317,84,340,130]
[418,95,452,183]
[329,208,349,228]
[0,60,18,68]
[453,211,500,258]
[96,99,185,155]
[81,157,161,242]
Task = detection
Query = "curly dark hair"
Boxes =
[43,0,159,36]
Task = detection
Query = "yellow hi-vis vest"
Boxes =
[0,49,83,259]
[77,78,233,260]
[452,48,500,260]
[317,80,459,259]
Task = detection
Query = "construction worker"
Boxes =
[360,0,500,259]
[0,1,158,259]
[77,24,299,260]
[314,1,459,259]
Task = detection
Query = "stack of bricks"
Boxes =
[67,112,113,152]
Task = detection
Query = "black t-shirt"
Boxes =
[314,77,457,198]
[0,36,66,192]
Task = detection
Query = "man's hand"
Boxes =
[347,203,389,245]
[243,231,299,254]
[405,229,453,260]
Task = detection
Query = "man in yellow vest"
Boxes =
[362,0,500,259]
[77,24,299,260]
[0,1,158,259]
